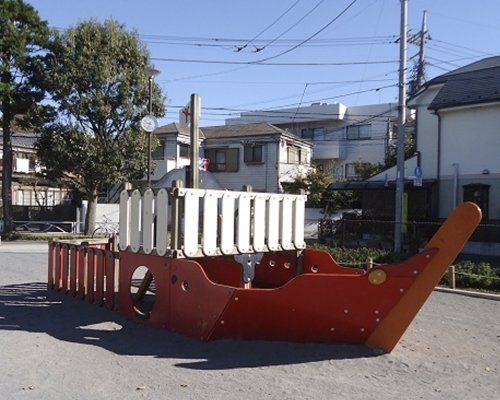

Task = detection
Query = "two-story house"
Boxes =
[225,102,398,180]
[151,122,313,193]
[0,131,71,207]
[408,55,500,221]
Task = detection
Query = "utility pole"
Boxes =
[394,0,408,253]
[190,93,201,189]
[416,10,427,89]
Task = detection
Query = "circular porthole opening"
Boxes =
[130,266,156,319]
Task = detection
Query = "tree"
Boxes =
[353,161,384,180]
[287,162,359,213]
[37,19,165,234]
[0,0,50,232]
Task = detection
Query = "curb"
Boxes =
[435,286,500,301]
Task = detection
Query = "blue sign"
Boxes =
[414,166,422,178]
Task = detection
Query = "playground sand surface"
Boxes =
[0,246,499,400]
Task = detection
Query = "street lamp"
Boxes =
[143,66,160,187]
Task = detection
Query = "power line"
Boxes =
[151,57,397,66]
[250,0,358,63]
[235,0,302,52]
[254,0,326,53]
[161,77,396,85]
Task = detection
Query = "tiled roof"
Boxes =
[201,122,286,139]
[424,56,500,111]
[0,131,40,149]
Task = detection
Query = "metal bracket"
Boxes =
[234,253,264,284]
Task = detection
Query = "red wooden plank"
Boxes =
[47,242,55,289]
[69,245,77,295]
[94,250,104,306]
[77,247,86,299]
[61,245,70,292]
[104,251,116,310]
[54,243,61,290]
[86,248,95,303]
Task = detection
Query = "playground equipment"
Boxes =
[47,184,481,352]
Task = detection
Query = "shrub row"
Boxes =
[311,245,500,292]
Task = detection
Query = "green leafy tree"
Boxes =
[1,0,50,232]
[353,161,384,180]
[37,19,165,234]
[385,123,416,168]
[287,162,359,212]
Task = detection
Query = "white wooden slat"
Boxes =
[293,196,306,249]
[267,195,281,251]
[253,195,266,252]
[236,194,251,253]
[220,193,236,255]
[142,189,154,254]
[202,192,218,256]
[130,190,142,252]
[156,189,169,256]
[183,191,200,257]
[280,195,294,250]
[119,190,130,251]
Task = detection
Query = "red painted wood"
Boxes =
[94,250,105,306]
[54,243,61,290]
[69,245,77,295]
[47,242,55,289]
[118,251,172,328]
[105,252,116,310]
[86,248,95,303]
[60,245,69,292]
[77,248,86,299]
[169,259,235,340]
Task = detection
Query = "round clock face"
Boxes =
[140,115,158,132]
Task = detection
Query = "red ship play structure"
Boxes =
[47,184,481,353]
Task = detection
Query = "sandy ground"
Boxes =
[0,243,499,400]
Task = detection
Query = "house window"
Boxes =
[204,148,239,172]
[463,184,489,220]
[179,143,190,158]
[345,163,358,179]
[152,140,165,160]
[244,144,263,163]
[287,146,300,164]
[346,124,371,140]
[300,148,308,164]
[301,127,325,140]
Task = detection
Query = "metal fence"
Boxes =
[318,218,500,252]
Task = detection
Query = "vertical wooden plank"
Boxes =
[142,188,154,254]
[237,194,251,253]
[253,195,266,252]
[104,252,115,310]
[280,195,294,250]
[220,193,236,255]
[293,195,306,249]
[47,241,55,289]
[69,245,77,295]
[54,243,61,290]
[267,195,281,251]
[94,250,104,306]
[183,190,200,257]
[77,247,86,299]
[86,248,95,303]
[202,192,218,256]
[130,190,142,253]
[119,190,130,251]
[156,189,169,256]
[61,245,70,292]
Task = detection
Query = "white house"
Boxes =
[152,122,313,193]
[225,102,398,180]
[408,56,500,221]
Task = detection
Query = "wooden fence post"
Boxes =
[447,265,456,289]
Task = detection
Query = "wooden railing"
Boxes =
[119,185,307,257]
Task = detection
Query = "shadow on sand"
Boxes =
[0,282,379,370]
